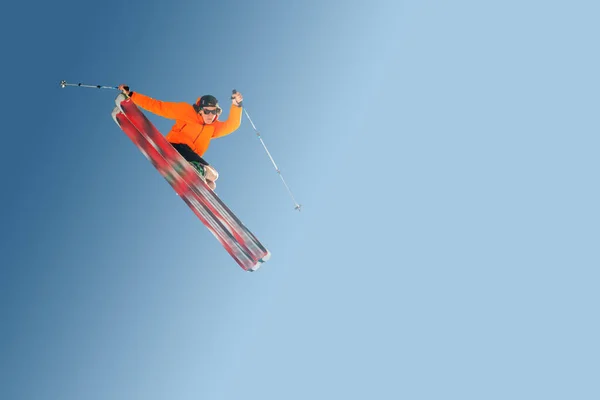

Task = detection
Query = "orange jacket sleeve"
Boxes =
[130,92,198,122]
[212,105,243,138]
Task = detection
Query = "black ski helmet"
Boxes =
[198,95,218,107]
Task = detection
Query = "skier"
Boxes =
[118,84,244,190]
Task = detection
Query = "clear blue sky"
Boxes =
[2,1,599,399]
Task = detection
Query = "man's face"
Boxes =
[200,107,218,124]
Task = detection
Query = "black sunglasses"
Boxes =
[201,108,219,115]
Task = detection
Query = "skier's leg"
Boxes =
[202,166,218,190]
[204,165,218,182]
[171,143,217,189]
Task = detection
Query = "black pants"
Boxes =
[171,143,210,176]
[171,143,209,164]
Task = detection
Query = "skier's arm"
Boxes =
[130,92,194,121]
[212,105,243,138]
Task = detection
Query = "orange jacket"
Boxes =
[130,92,242,157]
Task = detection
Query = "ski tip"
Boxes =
[114,93,128,108]
[248,250,271,272]
[110,106,122,124]
[261,250,272,262]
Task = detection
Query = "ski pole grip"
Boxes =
[231,89,242,107]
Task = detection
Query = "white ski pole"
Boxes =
[60,80,119,90]
[233,90,302,211]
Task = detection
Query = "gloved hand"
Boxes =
[231,90,243,107]
[118,84,132,97]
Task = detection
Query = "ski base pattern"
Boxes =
[111,94,271,272]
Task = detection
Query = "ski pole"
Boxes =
[59,80,119,90]
[232,90,302,211]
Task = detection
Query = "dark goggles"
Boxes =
[201,108,219,115]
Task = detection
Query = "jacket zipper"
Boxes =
[193,124,205,144]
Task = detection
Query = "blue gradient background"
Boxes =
[2,1,599,399]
